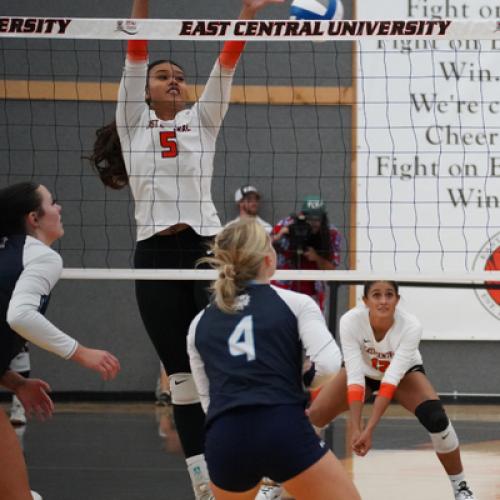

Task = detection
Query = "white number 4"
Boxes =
[228,315,256,362]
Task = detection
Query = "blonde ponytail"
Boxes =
[200,219,270,313]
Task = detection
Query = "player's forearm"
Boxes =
[348,400,364,431]
[365,395,391,432]
[0,370,26,393]
[219,1,260,68]
[131,0,148,19]
[127,0,149,60]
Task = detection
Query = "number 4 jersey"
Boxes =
[340,306,423,391]
[187,283,342,424]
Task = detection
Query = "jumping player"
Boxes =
[187,219,360,500]
[89,1,283,498]
[308,280,476,500]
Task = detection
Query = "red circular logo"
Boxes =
[485,246,500,305]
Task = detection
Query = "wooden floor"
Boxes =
[5,402,500,500]
[343,405,500,500]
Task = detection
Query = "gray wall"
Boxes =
[1,0,498,396]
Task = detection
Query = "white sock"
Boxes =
[449,471,466,492]
[186,454,210,498]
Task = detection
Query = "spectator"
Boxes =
[231,185,272,233]
[272,196,341,312]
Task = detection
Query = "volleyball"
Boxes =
[289,0,344,21]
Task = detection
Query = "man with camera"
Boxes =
[272,195,341,312]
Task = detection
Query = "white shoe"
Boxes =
[10,395,27,426]
[31,491,43,500]
[255,484,283,500]
[455,481,476,500]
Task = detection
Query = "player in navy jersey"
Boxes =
[308,281,476,500]
[89,1,283,497]
[0,181,120,499]
[0,182,120,405]
[187,219,360,500]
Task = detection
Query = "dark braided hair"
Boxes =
[88,120,128,190]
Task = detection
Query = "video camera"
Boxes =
[288,214,314,255]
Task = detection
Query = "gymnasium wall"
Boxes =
[1,0,498,397]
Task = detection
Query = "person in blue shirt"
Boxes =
[187,218,360,500]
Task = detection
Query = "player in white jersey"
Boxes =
[187,219,360,500]
[0,182,121,499]
[308,281,476,500]
[88,1,283,498]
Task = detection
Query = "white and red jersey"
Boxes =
[340,305,423,389]
[116,58,235,241]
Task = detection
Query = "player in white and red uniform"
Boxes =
[308,281,476,500]
[90,1,284,498]
[340,304,423,390]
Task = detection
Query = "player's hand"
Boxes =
[352,429,372,457]
[15,378,54,421]
[350,427,362,449]
[71,345,121,380]
[243,0,285,15]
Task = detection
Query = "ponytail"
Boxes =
[88,121,128,190]
[200,219,270,314]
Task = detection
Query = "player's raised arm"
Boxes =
[219,0,285,69]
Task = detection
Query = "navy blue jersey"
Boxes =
[188,284,342,424]
[0,235,33,375]
[1,235,76,378]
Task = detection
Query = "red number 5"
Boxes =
[159,131,178,158]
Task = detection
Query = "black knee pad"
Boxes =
[414,399,448,433]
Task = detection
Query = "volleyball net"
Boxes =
[1,11,500,342]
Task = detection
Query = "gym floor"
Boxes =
[6,402,500,500]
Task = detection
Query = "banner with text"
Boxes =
[356,0,500,339]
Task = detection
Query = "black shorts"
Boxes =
[205,404,328,492]
[365,364,426,393]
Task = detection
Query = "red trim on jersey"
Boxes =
[219,41,245,69]
[127,40,148,62]
[378,382,397,400]
[347,384,365,404]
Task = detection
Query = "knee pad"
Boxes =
[415,400,448,432]
[169,373,200,405]
[429,421,459,454]
[415,400,459,454]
